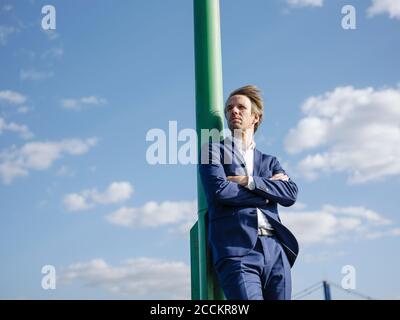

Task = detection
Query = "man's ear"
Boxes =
[253,113,259,124]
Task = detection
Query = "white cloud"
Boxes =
[367,0,400,19]
[61,96,107,111]
[20,69,54,81]
[281,204,395,246]
[0,25,16,46]
[291,202,308,210]
[63,193,92,211]
[0,117,34,139]
[285,86,400,184]
[106,200,197,233]
[0,138,97,184]
[287,0,323,8]
[0,90,27,104]
[63,181,133,212]
[59,257,190,299]
[389,227,400,236]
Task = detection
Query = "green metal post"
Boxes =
[190,0,225,300]
[190,222,200,299]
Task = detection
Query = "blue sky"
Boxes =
[0,0,399,299]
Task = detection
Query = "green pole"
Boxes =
[190,0,225,300]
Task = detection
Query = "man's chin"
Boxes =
[229,122,242,129]
[228,125,242,132]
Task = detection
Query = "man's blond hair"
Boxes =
[225,85,264,132]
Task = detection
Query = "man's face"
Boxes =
[225,94,259,133]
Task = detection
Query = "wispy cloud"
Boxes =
[63,182,133,211]
[367,0,400,19]
[285,86,400,184]
[0,25,17,46]
[59,257,190,299]
[0,90,27,105]
[41,47,63,59]
[17,106,31,114]
[0,138,97,184]
[286,0,323,8]
[105,200,197,235]
[281,204,395,246]
[56,165,75,177]
[20,69,54,81]
[0,117,34,139]
[61,96,107,111]
[302,250,348,263]
[42,29,59,41]
[2,4,13,12]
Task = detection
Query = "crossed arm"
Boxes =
[199,143,298,208]
[227,173,289,186]
[199,158,270,208]
[228,172,297,207]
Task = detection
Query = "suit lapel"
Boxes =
[232,141,246,167]
[222,137,246,167]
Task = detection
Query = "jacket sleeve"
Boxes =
[251,156,298,207]
[198,143,269,208]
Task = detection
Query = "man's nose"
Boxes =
[231,107,240,115]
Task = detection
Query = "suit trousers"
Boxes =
[214,234,292,300]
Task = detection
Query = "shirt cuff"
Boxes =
[246,176,255,190]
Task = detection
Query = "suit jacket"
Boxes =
[199,138,299,267]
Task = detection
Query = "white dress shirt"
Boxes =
[232,136,274,231]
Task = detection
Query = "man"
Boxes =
[199,85,299,300]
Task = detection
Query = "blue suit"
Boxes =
[199,139,299,299]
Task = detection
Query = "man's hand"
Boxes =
[270,173,289,182]
[227,175,248,187]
